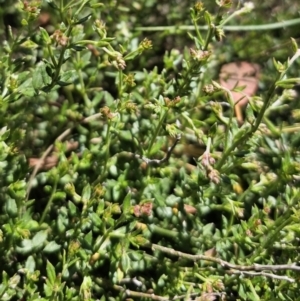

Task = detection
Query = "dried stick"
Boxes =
[26,128,72,200]
[228,270,295,283]
[148,243,300,276]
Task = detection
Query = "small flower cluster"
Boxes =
[22,0,41,17]
[102,47,126,70]
[194,2,205,13]
[164,96,181,108]
[190,49,211,62]
[124,73,136,88]
[94,19,107,39]
[51,30,68,47]
[200,150,220,184]
[125,102,137,114]
[216,0,232,8]
[133,202,153,217]
[100,106,114,119]
[112,54,126,70]
[138,38,153,52]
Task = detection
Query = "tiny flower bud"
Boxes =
[194,2,205,12]
[215,28,225,42]
[202,84,215,95]
[139,38,153,51]
[190,48,211,62]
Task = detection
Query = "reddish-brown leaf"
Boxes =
[219,61,260,123]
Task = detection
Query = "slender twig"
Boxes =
[147,109,169,157]
[39,178,58,224]
[148,243,300,272]
[118,134,181,166]
[228,270,295,283]
[141,134,181,165]
[136,18,300,32]
[26,128,72,200]
[113,284,225,301]
[172,292,225,301]
[26,111,106,199]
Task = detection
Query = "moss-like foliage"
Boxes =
[1,1,300,300]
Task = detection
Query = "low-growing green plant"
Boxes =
[1,0,300,300]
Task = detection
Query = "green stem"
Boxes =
[216,49,300,170]
[245,279,260,301]
[47,43,58,68]
[216,76,279,171]
[149,224,179,239]
[192,18,204,46]
[136,18,300,32]
[203,25,214,51]
[146,108,169,156]
[76,52,92,108]
[251,212,293,261]
[39,179,58,224]
[118,70,123,98]
[48,25,73,89]
[101,122,112,177]
[220,9,245,27]
[59,0,64,20]
[94,216,126,250]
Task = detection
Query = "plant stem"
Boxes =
[216,79,278,171]
[136,18,300,32]
[250,213,293,261]
[40,179,58,224]
[192,18,204,46]
[146,108,169,156]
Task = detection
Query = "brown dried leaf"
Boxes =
[29,141,79,170]
[29,156,58,171]
[184,204,197,214]
[219,61,260,123]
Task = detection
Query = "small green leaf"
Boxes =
[39,27,51,44]
[68,201,78,216]
[128,251,144,261]
[57,214,67,234]
[0,128,10,140]
[59,70,77,84]
[32,230,48,249]
[121,253,131,273]
[74,13,92,25]
[20,40,39,50]
[70,44,86,51]
[81,183,91,204]
[208,122,218,138]
[90,212,102,227]
[83,231,93,248]
[46,260,56,285]
[290,37,298,53]
[276,78,299,89]
[16,239,34,255]
[25,256,36,272]
[0,283,7,297]
[46,0,59,10]
[122,192,131,214]
[5,198,18,218]
[116,267,124,282]
[43,241,61,253]
[272,57,286,73]
[90,2,104,8]
[32,62,52,90]
[17,78,35,97]
[26,220,40,231]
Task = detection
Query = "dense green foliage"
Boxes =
[1,0,300,300]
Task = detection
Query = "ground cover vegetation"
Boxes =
[1,0,300,300]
